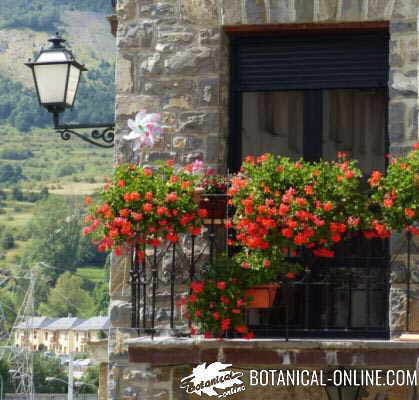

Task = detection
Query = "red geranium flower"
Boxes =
[404,208,415,218]
[188,295,197,303]
[221,318,231,331]
[235,325,248,334]
[313,248,335,258]
[244,331,255,340]
[190,281,205,294]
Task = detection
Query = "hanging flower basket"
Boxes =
[199,194,228,219]
[245,283,280,308]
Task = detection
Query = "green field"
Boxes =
[1,125,112,190]
[76,267,106,283]
[0,125,113,268]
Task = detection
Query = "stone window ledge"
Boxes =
[127,337,419,367]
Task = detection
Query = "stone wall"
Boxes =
[113,0,226,169]
[109,0,419,399]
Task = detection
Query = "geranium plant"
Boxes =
[83,161,207,258]
[229,153,372,271]
[187,159,229,194]
[184,255,301,339]
[198,174,229,195]
[370,143,419,234]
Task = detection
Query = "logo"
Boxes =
[180,362,246,398]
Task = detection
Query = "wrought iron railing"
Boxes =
[129,200,417,339]
[130,211,231,336]
[249,256,390,339]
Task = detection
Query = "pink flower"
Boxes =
[191,159,204,174]
[124,110,162,150]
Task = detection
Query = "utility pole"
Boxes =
[68,352,74,400]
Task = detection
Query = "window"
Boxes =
[228,25,390,339]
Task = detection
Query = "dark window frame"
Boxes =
[226,23,391,339]
[226,21,389,171]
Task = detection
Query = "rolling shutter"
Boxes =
[231,31,389,91]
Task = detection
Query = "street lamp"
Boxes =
[25,32,115,148]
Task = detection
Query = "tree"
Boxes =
[0,165,25,184]
[92,281,109,315]
[39,272,95,318]
[0,287,17,338]
[78,365,99,393]
[32,353,67,393]
[0,359,13,394]
[25,197,84,280]
[78,235,107,267]
[40,187,49,199]
[11,186,23,201]
[1,232,15,250]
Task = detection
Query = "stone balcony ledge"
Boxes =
[127,336,419,367]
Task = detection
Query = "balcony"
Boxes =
[127,200,416,341]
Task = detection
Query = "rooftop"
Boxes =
[15,316,109,331]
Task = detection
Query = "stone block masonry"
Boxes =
[114,0,225,168]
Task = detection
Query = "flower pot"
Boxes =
[193,187,205,204]
[245,283,280,308]
[199,194,228,219]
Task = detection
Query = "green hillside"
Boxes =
[0,0,112,30]
[0,0,114,328]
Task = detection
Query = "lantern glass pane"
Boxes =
[37,51,68,63]
[34,63,69,105]
[66,65,81,107]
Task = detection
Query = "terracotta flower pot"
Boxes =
[198,194,228,219]
[245,283,280,308]
[193,187,205,204]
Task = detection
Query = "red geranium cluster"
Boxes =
[370,143,419,235]
[229,153,372,269]
[83,161,206,258]
[184,256,255,339]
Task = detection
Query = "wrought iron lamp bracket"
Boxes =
[53,113,115,148]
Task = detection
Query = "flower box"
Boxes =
[198,194,228,219]
[245,283,280,308]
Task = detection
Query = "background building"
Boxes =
[14,316,109,354]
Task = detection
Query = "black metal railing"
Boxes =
[129,203,417,339]
[248,256,390,339]
[130,211,230,336]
